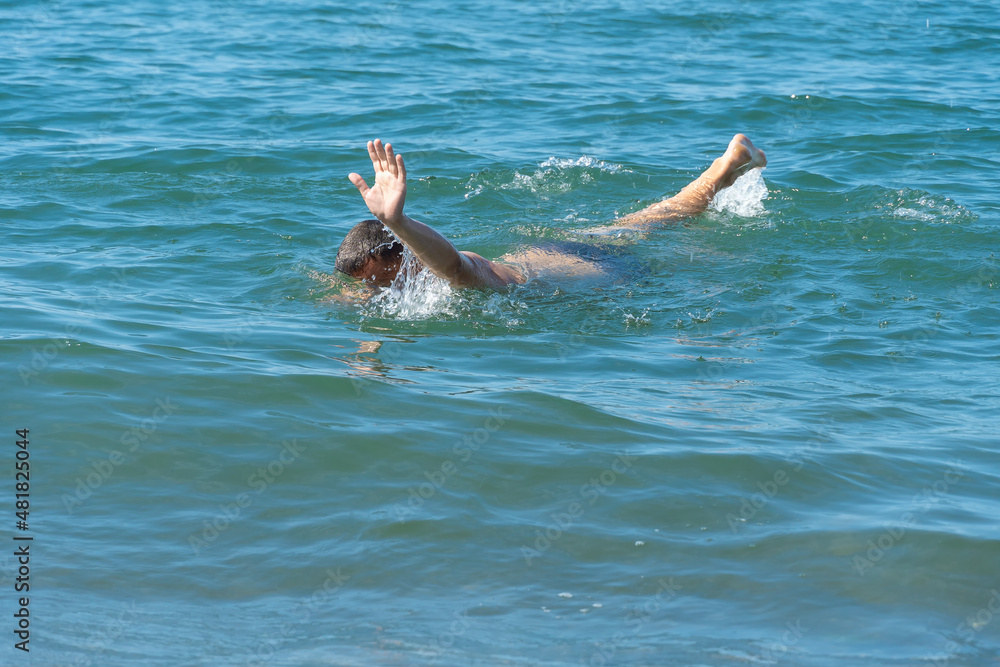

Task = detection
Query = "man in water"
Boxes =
[337,134,766,289]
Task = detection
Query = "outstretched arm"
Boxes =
[348,139,522,288]
[612,134,766,230]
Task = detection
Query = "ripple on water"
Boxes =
[5,0,1000,664]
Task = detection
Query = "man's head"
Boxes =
[335,219,404,287]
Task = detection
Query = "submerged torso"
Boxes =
[500,241,642,284]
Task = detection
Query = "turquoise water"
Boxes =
[3,0,1000,664]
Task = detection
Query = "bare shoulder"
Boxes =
[457,251,525,288]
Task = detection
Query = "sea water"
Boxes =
[2,0,999,665]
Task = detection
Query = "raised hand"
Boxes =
[348,138,408,226]
[343,136,523,288]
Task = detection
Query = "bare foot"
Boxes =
[601,133,768,231]
[717,133,766,188]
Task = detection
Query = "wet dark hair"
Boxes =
[334,219,404,277]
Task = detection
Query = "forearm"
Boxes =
[381,213,464,279]
[348,138,523,289]
[381,214,521,288]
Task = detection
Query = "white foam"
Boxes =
[538,155,629,173]
[367,249,454,320]
[710,168,768,217]
[892,195,972,223]
[893,207,935,222]
[497,156,629,195]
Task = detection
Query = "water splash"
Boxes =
[537,155,630,173]
[481,292,527,327]
[623,308,651,328]
[366,248,455,320]
[710,168,768,217]
[466,155,629,198]
[891,193,976,223]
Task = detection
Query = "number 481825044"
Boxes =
[15,429,30,525]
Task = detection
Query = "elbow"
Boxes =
[447,253,484,288]
[427,254,469,287]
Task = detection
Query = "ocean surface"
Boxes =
[2,0,999,665]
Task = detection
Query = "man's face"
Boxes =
[354,255,402,287]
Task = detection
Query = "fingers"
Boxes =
[373,138,389,172]
[396,153,406,181]
[367,138,401,176]
[348,172,370,197]
[384,142,397,176]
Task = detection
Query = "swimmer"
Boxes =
[338,134,766,289]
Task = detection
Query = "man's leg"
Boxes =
[613,134,766,229]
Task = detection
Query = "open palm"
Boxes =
[348,138,407,224]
